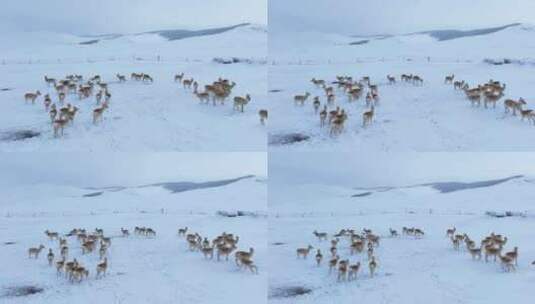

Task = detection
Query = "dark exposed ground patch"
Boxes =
[82,176,254,197]
[424,175,523,193]
[0,130,40,141]
[269,133,311,145]
[2,286,44,298]
[271,242,286,246]
[350,23,521,45]
[146,175,254,193]
[269,89,283,93]
[79,39,99,45]
[349,39,369,45]
[269,286,312,299]
[4,241,16,245]
[351,192,372,197]
[83,192,103,197]
[147,23,250,41]
[419,23,521,41]
[78,23,250,45]
[1,88,13,91]
[352,175,524,197]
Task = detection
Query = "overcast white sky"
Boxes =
[0,153,266,188]
[270,152,535,188]
[270,0,535,35]
[0,0,267,34]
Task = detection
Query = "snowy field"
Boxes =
[268,23,535,151]
[269,213,534,304]
[268,153,535,303]
[0,154,267,304]
[269,61,535,151]
[2,213,267,304]
[0,24,267,151]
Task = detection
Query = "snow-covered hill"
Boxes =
[270,23,535,63]
[1,23,266,62]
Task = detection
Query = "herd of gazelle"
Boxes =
[447,227,522,272]
[294,226,531,283]
[296,226,423,282]
[295,73,424,136]
[28,228,117,283]
[174,72,268,125]
[28,226,258,285]
[25,73,129,137]
[177,226,259,274]
[291,71,534,137]
[446,74,535,124]
[21,71,266,139]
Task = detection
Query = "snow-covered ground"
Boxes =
[0,24,267,151]
[268,153,535,303]
[268,23,535,151]
[0,155,267,304]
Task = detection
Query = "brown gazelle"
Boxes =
[348,262,361,281]
[217,245,236,261]
[446,227,456,238]
[504,98,526,116]
[499,254,515,272]
[319,105,328,127]
[294,92,310,106]
[505,247,518,265]
[53,118,69,138]
[233,94,251,112]
[93,103,109,125]
[178,227,188,236]
[328,255,340,274]
[362,105,375,127]
[235,248,254,265]
[337,259,349,282]
[484,245,502,263]
[116,74,126,82]
[468,245,482,260]
[369,256,377,277]
[239,257,258,274]
[296,245,313,259]
[96,258,108,278]
[313,230,328,241]
[28,245,45,259]
[24,90,41,104]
